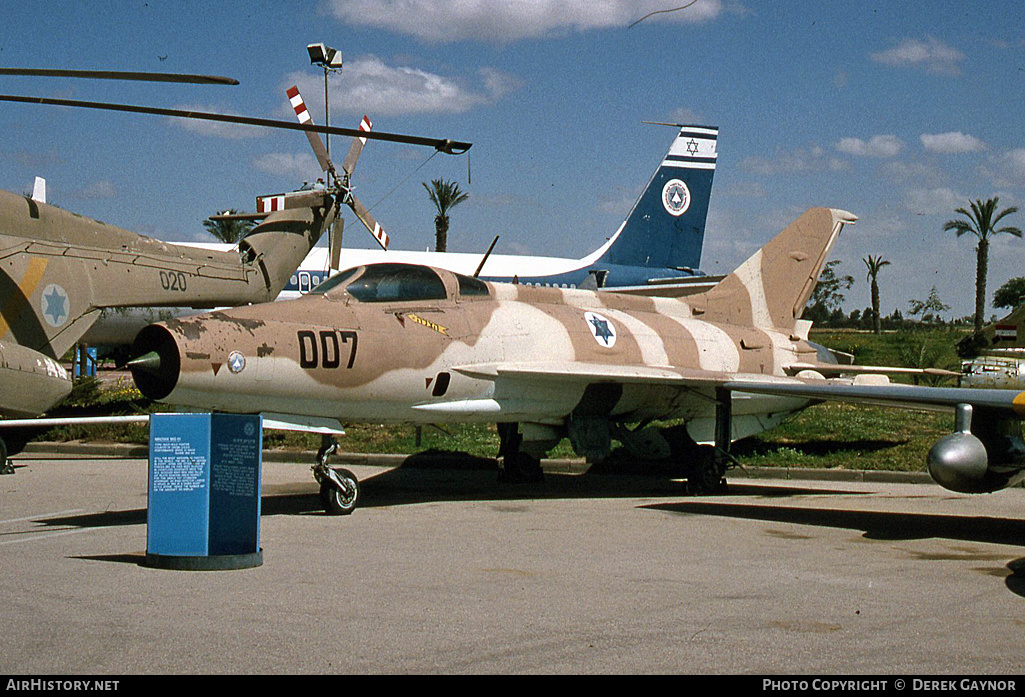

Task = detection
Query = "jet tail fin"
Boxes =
[599,125,717,270]
[690,208,857,330]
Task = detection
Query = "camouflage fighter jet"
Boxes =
[128,207,1025,514]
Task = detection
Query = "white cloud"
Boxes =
[252,152,318,178]
[665,106,707,125]
[882,160,947,188]
[286,57,519,116]
[870,37,964,76]
[920,131,988,154]
[835,135,903,158]
[169,105,267,139]
[739,145,850,175]
[324,0,724,43]
[70,180,118,200]
[903,187,966,216]
[982,148,1025,188]
[1003,149,1025,178]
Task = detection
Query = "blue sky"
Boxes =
[2,0,1024,319]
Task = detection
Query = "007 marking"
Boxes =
[297,330,358,369]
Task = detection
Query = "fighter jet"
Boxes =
[128,207,1025,514]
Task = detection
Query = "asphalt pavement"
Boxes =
[3,449,1025,675]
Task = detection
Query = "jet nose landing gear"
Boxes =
[313,435,360,515]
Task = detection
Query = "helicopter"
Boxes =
[0,67,470,471]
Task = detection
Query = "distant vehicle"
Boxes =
[961,353,1025,389]
[957,304,1025,388]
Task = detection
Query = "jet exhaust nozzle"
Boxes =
[128,325,181,401]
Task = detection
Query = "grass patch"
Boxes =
[734,401,951,472]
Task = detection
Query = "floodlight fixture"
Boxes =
[307,43,343,70]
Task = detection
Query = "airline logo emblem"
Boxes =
[663,127,718,170]
[662,179,691,217]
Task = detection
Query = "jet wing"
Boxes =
[724,378,1025,416]
[451,361,1025,420]
[453,361,732,386]
[419,362,739,419]
[783,363,960,378]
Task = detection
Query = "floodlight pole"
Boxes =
[322,67,330,162]
[307,42,343,184]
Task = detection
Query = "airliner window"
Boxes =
[309,267,361,295]
[456,273,490,297]
[343,264,448,303]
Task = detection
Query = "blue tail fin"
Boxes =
[601,125,717,270]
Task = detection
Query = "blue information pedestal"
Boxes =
[146,413,263,570]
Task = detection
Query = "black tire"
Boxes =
[0,438,11,475]
[686,446,727,495]
[499,452,544,483]
[320,468,359,515]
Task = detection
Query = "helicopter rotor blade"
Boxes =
[257,190,331,213]
[285,85,334,177]
[0,93,472,154]
[341,115,372,177]
[349,195,389,251]
[330,217,344,271]
[0,67,239,85]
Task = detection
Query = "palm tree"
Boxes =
[943,197,1022,333]
[422,179,469,253]
[203,210,255,244]
[863,254,891,334]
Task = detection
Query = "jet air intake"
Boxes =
[128,325,181,401]
[926,403,1025,494]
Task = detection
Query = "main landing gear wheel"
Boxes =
[313,435,360,515]
[496,423,544,483]
[686,446,729,495]
[499,452,544,483]
[0,438,11,475]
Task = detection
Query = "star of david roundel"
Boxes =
[41,283,70,327]
[584,311,617,348]
[661,179,691,217]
